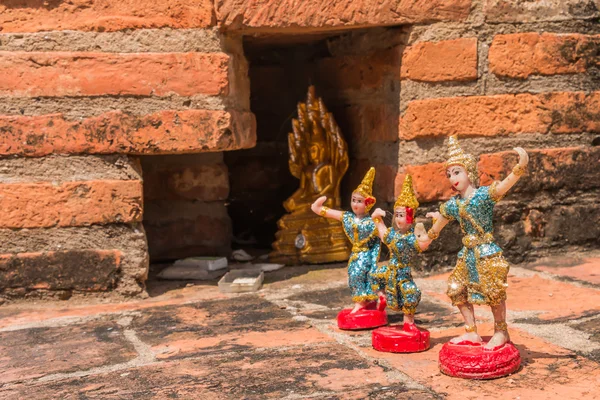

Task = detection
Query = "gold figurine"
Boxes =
[270,86,352,264]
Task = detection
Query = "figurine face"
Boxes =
[446,165,471,193]
[394,206,412,231]
[351,193,367,216]
[309,144,323,164]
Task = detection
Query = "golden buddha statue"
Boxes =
[270,86,351,265]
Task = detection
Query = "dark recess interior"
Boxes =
[225,28,404,255]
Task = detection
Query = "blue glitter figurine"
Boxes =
[311,167,386,315]
[371,174,431,335]
[422,135,529,350]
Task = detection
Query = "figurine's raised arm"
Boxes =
[371,208,388,241]
[490,147,529,199]
[311,195,343,221]
[419,211,450,247]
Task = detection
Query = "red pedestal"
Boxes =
[439,339,521,379]
[372,324,430,353]
[337,308,388,330]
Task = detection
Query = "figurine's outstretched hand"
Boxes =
[426,211,441,220]
[311,196,327,214]
[414,222,426,238]
[514,147,529,167]
[371,208,387,241]
[414,222,432,251]
[311,196,343,221]
[371,208,386,219]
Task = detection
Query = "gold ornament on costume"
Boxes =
[270,86,351,265]
[445,135,479,185]
[394,174,419,211]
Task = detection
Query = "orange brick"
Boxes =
[545,91,600,134]
[0,180,142,228]
[485,0,600,23]
[0,110,256,156]
[401,38,478,82]
[396,163,452,203]
[0,250,121,291]
[215,0,472,31]
[0,0,214,33]
[489,33,600,79]
[399,91,600,139]
[0,52,229,97]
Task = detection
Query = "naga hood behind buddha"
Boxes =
[270,86,352,265]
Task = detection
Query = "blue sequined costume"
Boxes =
[374,227,422,314]
[440,182,509,306]
[341,211,381,303]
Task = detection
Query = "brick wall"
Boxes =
[226,0,600,266]
[142,153,232,262]
[0,2,255,299]
[397,0,600,267]
[1,0,598,299]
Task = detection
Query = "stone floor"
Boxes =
[1,252,600,399]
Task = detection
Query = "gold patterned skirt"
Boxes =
[446,251,509,306]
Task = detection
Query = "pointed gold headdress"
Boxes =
[354,167,376,211]
[394,174,419,211]
[445,135,478,185]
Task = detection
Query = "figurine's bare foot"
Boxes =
[401,322,420,336]
[484,331,510,349]
[450,331,483,344]
[350,302,367,314]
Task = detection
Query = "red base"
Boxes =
[439,339,521,379]
[372,324,430,353]
[337,308,388,330]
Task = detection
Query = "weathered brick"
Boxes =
[0,52,229,97]
[0,0,214,33]
[478,146,600,191]
[215,0,472,31]
[143,163,229,201]
[0,224,149,297]
[361,104,400,142]
[547,92,600,134]
[399,91,600,139]
[0,180,142,228]
[0,250,121,291]
[398,146,600,202]
[314,50,399,92]
[344,161,397,204]
[0,110,256,156]
[144,201,231,261]
[489,33,600,79]
[544,204,600,244]
[395,163,451,203]
[401,38,478,82]
[334,104,399,145]
[485,0,600,23]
